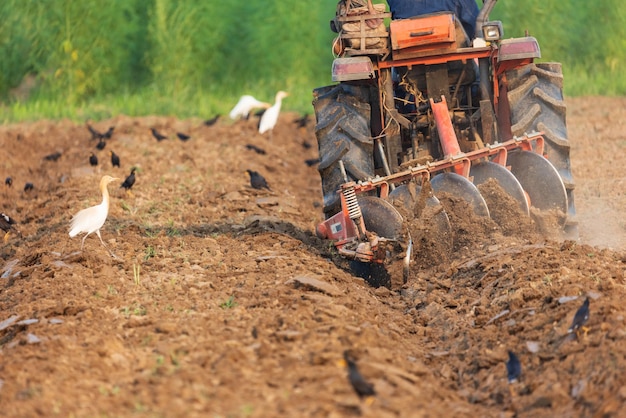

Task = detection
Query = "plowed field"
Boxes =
[0,97,625,417]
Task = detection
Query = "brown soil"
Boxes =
[1,97,625,417]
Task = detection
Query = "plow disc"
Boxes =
[507,150,568,222]
[470,161,530,216]
[387,183,452,239]
[431,172,490,217]
[357,195,404,240]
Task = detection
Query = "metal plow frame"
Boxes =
[316,131,559,264]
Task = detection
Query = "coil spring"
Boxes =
[343,185,362,221]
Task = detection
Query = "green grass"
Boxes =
[1,0,624,122]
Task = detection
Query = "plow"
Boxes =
[312,0,576,284]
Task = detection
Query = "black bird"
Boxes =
[568,296,590,337]
[176,132,190,141]
[343,351,376,400]
[87,123,103,140]
[89,152,98,166]
[245,144,266,155]
[102,126,115,139]
[96,139,107,150]
[121,168,136,193]
[506,351,522,384]
[24,182,34,192]
[44,151,62,161]
[294,113,310,128]
[151,128,167,141]
[204,115,221,126]
[246,170,270,190]
[110,150,120,168]
[0,212,17,242]
[252,108,266,119]
[5,177,12,187]
[305,157,321,167]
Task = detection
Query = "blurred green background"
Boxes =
[1,0,624,121]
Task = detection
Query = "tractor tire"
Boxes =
[313,84,375,217]
[506,62,578,238]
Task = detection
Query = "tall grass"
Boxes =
[1,0,624,122]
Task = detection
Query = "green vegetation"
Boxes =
[0,0,624,121]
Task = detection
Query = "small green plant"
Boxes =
[133,305,147,316]
[166,222,182,237]
[107,285,117,295]
[144,246,156,261]
[220,295,237,309]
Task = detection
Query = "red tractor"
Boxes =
[312,0,576,283]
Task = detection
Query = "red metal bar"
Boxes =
[376,46,492,69]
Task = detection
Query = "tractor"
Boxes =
[312,0,577,284]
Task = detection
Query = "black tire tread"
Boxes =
[506,62,577,236]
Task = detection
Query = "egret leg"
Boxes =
[96,230,118,258]
[80,233,90,250]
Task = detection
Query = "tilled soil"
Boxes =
[0,97,625,417]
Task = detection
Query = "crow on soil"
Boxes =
[245,144,266,155]
[44,151,62,161]
[151,128,167,141]
[204,115,220,126]
[177,132,190,141]
[568,296,590,338]
[110,150,120,168]
[246,170,270,190]
[121,168,136,194]
[343,351,376,401]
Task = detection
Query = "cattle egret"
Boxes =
[259,91,289,136]
[229,95,271,120]
[69,175,119,256]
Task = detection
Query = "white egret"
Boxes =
[259,91,289,136]
[229,95,271,120]
[69,175,119,256]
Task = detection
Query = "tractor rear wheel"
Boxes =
[313,84,375,217]
[506,62,577,238]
